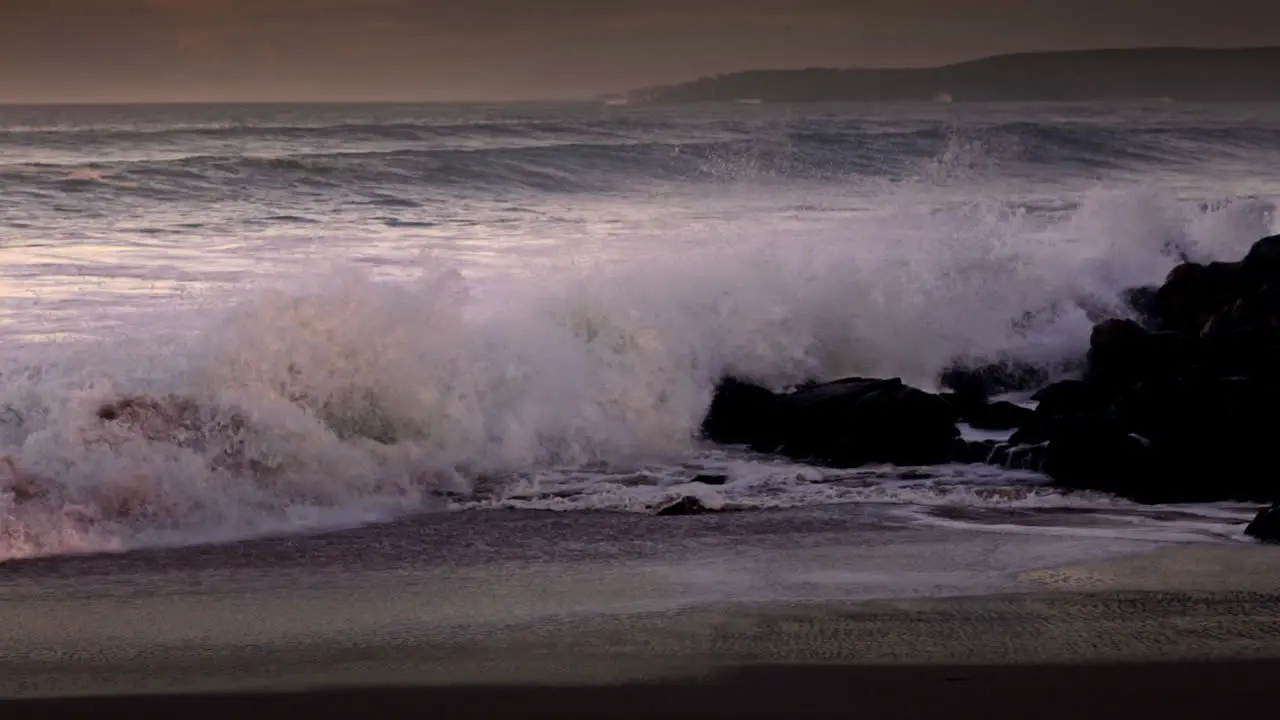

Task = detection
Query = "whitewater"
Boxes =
[2,101,1279,561]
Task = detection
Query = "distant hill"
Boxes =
[627,47,1280,104]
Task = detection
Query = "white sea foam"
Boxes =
[0,140,1275,560]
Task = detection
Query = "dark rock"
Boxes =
[1007,420,1052,447]
[1042,376,1280,503]
[701,376,959,468]
[655,496,713,516]
[1146,330,1203,377]
[1245,504,1280,543]
[1121,285,1160,327]
[963,401,1034,431]
[1241,233,1280,277]
[940,391,985,420]
[1137,377,1280,502]
[1010,380,1107,446]
[700,378,782,449]
[701,234,1280,506]
[775,377,960,467]
[1200,326,1280,379]
[938,367,992,407]
[1105,378,1188,440]
[1085,318,1153,390]
[1083,320,1202,390]
[1202,283,1280,340]
[1030,379,1097,408]
[938,359,1049,403]
[1002,236,1280,502]
[690,474,728,486]
[1150,260,1242,334]
[1039,417,1154,500]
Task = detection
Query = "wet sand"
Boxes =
[1,507,1279,716]
[3,661,1279,719]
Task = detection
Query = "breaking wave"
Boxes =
[2,177,1272,559]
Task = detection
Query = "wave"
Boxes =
[6,118,1280,197]
[0,171,1273,560]
[9,112,1280,148]
[0,117,655,144]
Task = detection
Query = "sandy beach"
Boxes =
[2,506,1279,717]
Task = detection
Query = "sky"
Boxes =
[1,0,1279,103]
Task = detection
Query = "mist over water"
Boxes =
[1,102,1278,559]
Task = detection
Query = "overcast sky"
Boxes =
[2,0,1278,102]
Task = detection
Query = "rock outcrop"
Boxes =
[980,234,1280,504]
[702,377,959,468]
[701,234,1280,515]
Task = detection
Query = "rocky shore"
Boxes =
[700,234,1280,543]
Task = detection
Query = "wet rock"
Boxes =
[1039,375,1280,503]
[1085,318,1154,390]
[1200,326,1280,379]
[1019,236,1280,503]
[1133,377,1280,502]
[963,401,1034,432]
[1245,504,1280,543]
[702,376,959,468]
[1241,233,1280,276]
[1121,285,1160,327]
[1150,260,1242,334]
[1009,381,1106,446]
[985,442,1015,466]
[952,439,998,464]
[690,474,728,486]
[700,378,782,450]
[940,391,986,421]
[939,359,1049,403]
[1202,283,1280,342]
[702,234,1280,506]
[1030,379,1103,412]
[1039,418,1154,500]
[777,377,960,467]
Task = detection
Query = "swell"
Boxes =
[0,118,652,144]
[6,121,1280,196]
[9,115,1280,145]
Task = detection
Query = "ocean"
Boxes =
[2,100,1278,563]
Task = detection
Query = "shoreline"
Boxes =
[2,519,1278,698]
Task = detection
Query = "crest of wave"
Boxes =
[0,259,734,558]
